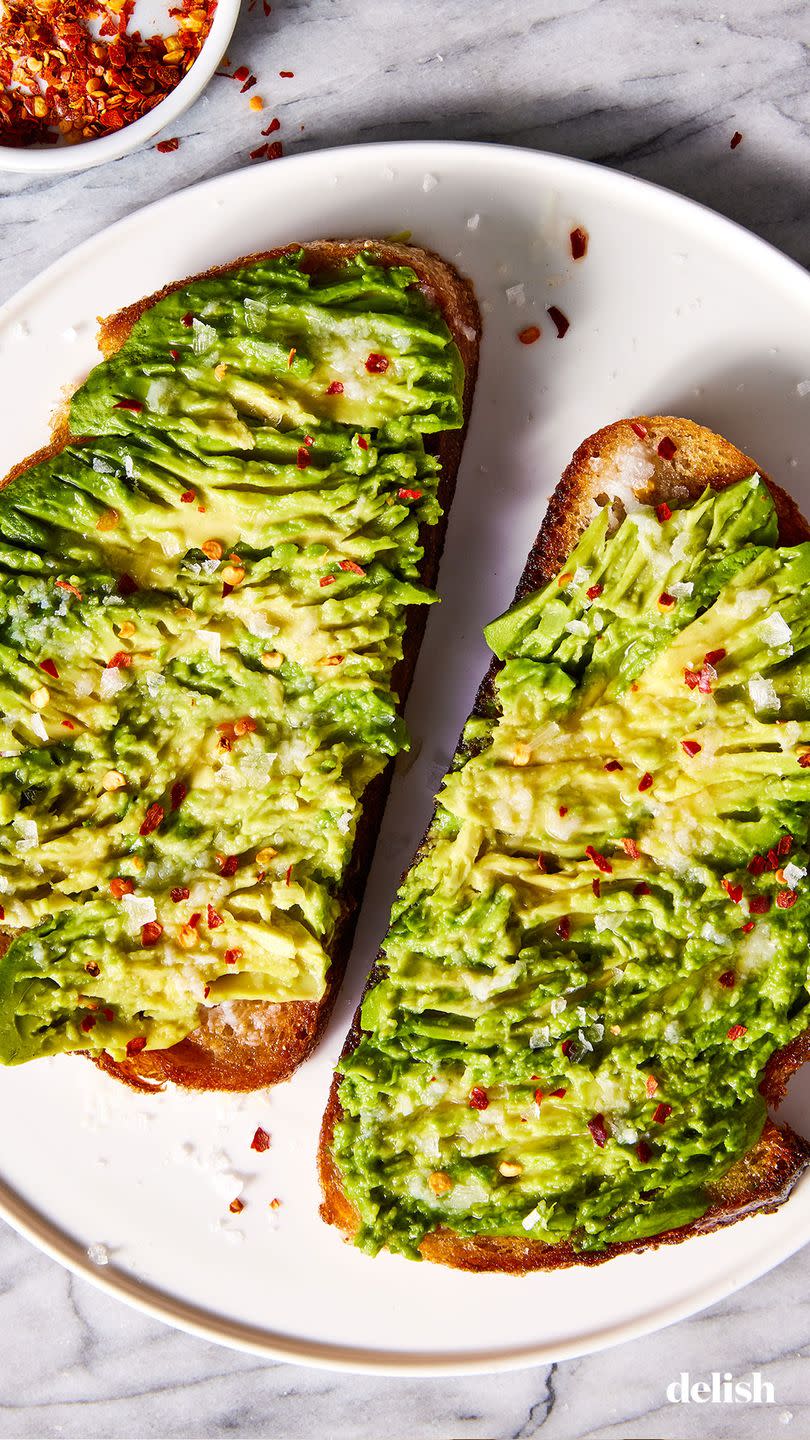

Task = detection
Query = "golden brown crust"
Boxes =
[319,415,810,1270]
[2,240,480,1093]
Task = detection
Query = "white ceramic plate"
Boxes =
[0,0,241,174]
[1,142,809,1375]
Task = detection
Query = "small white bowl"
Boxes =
[0,0,242,175]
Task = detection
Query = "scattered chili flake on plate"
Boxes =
[569,226,588,260]
[517,325,541,345]
[547,305,570,339]
[229,1196,245,1214]
[251,1126,271,1153]
[156,137,180,154]
[730,131,743,149]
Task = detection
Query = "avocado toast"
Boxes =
[0,240,479,1091]
[320,416,810,1270]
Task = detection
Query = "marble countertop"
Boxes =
[2,1,809,1435]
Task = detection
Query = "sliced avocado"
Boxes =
[0,252,464,1065]
[334,476,810,1257]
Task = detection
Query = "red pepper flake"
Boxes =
[103,1009,114,1023]
[718,970,736,988]
[180,490,196,504]
[181,312,194,328]
[798,753,810,768]
[219,855,239,877]
[319,575,335,587]
[241,73,257,93]
[558,806,568,817]
[106,651,132,670]
[468,1086,489,1110]
[604,759,623,772]
[156,137,180,154]
[634,881,651,897]
[339,559,366,575]
[588,1113,608,1147]
[550,1087,567,1098]
[569,226,588,260]
[777,890,798,909]
[586,583,603,601]
[547,306,570,339]
[117,574,138,597]
[397,487,423,501]
[778,834,794,857]
[168,783,185,817]
[556,915,571,940]
[630,421,648,440]
[55,579,82,600]
[656,502,672,523]
[657,436,677,461]
[325,380,344,395]
[585,845,612,873]
[747,855,766,876]
[170,886,190,903]
[638,772,653,793]
[517,325,541,345]
[207,904,224,929]
[139,803,164,837]
[722,878,743,904]
[645,1074,659,1097]
[730,131,743,149]
[80,1015,96,1033]
[141,921,163,947]
[704,648,726,667]
[748,895,770,915]
[592,878,601,898]
[229,1197,245,1214]
[681,739,701,757]
[251,1126,271,1152]
[189,912,201,929]
[727,1024,748,1041]
[224,946,243,965]
[285,864,293,886]
[250,143,268,160]
[533,1088,544,1106]
[203,984,211,999]
[170,349,180,362]
[233,65,250,82]
[767,848,780,871]
[621,837,641,860]
[85,961,100,977]
[741,920,756,934]
[126,1036,147,1057]
[296,447,311,469]
[114,399,143,413]
[357,436,369,451]
[561,1038,574,1058]
[365,352,390,374]
[636,1140,652,1163]
[62,720,75,730]
[279,69,295,77]
[109,877,135,900]
[652,1102,672,1124]
[262,117,281,136]
[658,592,676,608]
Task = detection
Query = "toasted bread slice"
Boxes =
[319,416,810,1271]
[2,240,480,1093]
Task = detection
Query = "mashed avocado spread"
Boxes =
[0,251,464,1064]
[334,476,810,1256]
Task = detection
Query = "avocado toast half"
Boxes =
[0,240,480,1091]
[320,416,810,1270]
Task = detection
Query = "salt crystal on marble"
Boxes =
[797,381,810,397]
[87,1243,109,1266]
[466,214,480,230]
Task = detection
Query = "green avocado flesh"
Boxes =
[334,475,810,1257]
[0,251,464,1065]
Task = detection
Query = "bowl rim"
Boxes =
[0,0,242,175]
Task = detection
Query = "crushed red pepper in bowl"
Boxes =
[0,0,216,149]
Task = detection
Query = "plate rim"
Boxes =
[2,138,810,1375]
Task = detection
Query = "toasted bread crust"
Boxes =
[319,416,810,1271]
[1,240,480,1093]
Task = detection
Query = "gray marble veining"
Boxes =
[2,1,810,1436]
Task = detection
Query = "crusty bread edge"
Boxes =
[0,240,481,1093]
[318,415,810,1272]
